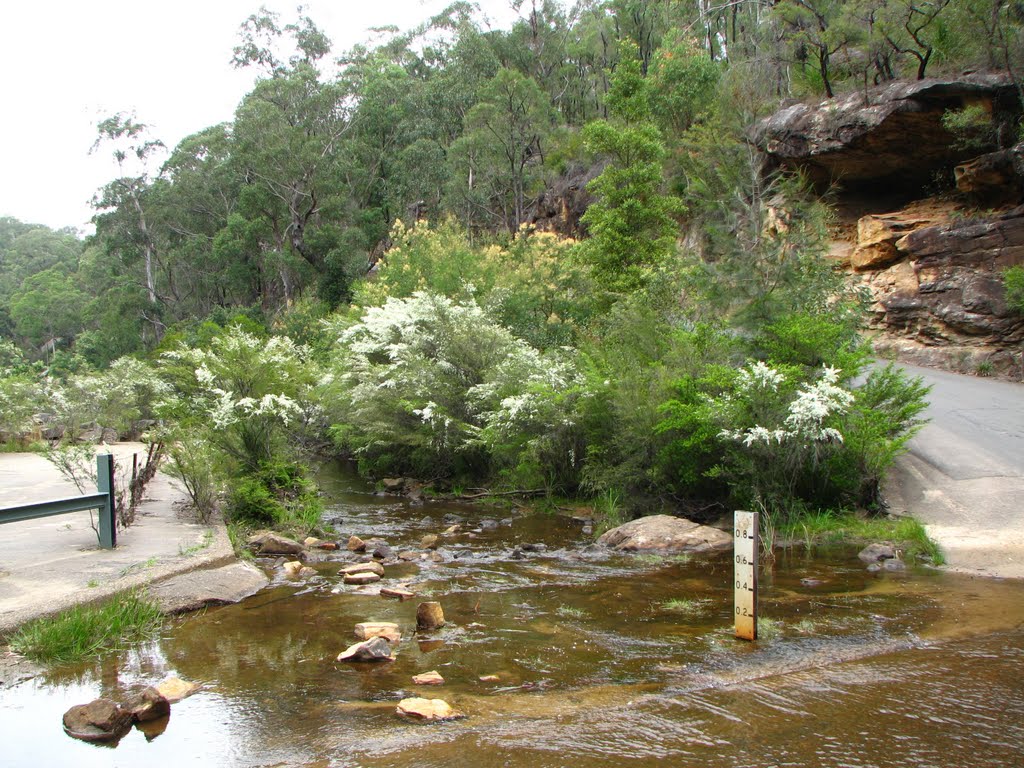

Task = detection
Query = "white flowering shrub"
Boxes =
[161,328,317,472]
[0,374,45,439]
[326,291,586,487]
[656,356,928,518]
[160,327,323,527]
[708,361,855,512]
[44,356,171,439]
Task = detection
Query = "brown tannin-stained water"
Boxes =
[3,464,1024,767]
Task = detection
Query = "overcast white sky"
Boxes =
[0,0,519,234]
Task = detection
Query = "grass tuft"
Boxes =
[660,597,708,615]
[779,510,944,565]
[9,590,163,663]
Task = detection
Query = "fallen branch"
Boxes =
[456,489,547,500]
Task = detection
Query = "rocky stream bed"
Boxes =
[2,465,1023,766]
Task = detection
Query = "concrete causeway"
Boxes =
[0,444,234,636]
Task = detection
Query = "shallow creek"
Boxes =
[3,465,1024,767]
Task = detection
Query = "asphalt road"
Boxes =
[884,363,1024,578]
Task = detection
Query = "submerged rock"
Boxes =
[598,515,731,554]
[411,670,445,686]
[151,562,270,615]
[337,636,395,662]
[155,677,202,703]
[395,697,463,721]
[421,534,439,549]
[62,699,133,743]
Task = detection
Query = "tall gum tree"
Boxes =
[231,8,350,290]
[91,113,167,340]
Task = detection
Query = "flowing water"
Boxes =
[3,465,1024,767]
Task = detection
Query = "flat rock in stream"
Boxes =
[598,515,731,554]
[412,670,445,686]
[340,561,385,577]
[395,697,463,721]
[155,677,203,703]
[344,572,381,585]
[380,585,417,600]
[354,622,401,643]
[151,562,269,614]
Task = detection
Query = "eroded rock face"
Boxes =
[875,207,1024,345]
[753,73,1019,191]
[598,515,731,554]
[955,143,1024,203]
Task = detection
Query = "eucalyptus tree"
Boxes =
[91,113,167,340]
[773,0,863,97]
[449,67,556,233]
[230,9,354,304]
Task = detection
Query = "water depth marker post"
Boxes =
[734,510,758,641]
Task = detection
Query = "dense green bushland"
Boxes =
[2,0,981,533]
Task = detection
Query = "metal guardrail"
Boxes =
[0,454,117,548]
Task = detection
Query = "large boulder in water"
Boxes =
[248,532,304,556]
[598,515,731,555]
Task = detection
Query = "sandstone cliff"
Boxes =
[755,74,1024,379]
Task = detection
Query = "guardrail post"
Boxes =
[96,454,116,549]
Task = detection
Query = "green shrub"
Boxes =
[827,364,930,507]
[1005,265,1024,315]
[165,431,221,522]
[941,105,997,151]
[229,476,285,526]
